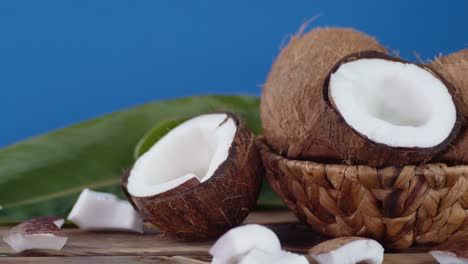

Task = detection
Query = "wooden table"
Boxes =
[0,210,436,263]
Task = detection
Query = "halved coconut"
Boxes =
[430,236,468,264]
[309,237,384,264]
[67,188,143,233]
[261,27,387,162]
[323,51,461,166]
[122,112,263,240]
[432,49,468,164]
[3,217,67,253]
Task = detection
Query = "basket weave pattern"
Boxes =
[258,140,468,248]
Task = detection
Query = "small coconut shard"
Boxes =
[430,236,468,264]
[238,249,308,264]
[122,113,263,240]
[209,224,281,263]
[309,237,384,264]
[323,51,461,166]
[67,188,143,233]
[261,27,387,162]
[3,217,67,253]
[431,49,468,164]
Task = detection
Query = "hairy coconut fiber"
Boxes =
[122,113,264,241]
[260,27,387,163]
[432,49,468,164]
[258,138,468,249]
[322,51,461,167]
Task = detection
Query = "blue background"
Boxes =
[1,0,467,147]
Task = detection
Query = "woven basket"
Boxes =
[257,139,468,249]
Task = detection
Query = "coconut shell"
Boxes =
[260,27,387,163]
[121,113,264,241]
[432,236,468,258]
[309,237,366,255]
[432,49,468,164]
[322,51,461,167]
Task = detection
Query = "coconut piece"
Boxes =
[67,188,143,233]
[430,236,468,264]
[238,248,308,264]
[122,112,263,240]
[431,49,468,164]
[322,51,461,167]
[209,224,281,263]
[261,27,387,162]
[309,237,384,264]
[3,217,67,253]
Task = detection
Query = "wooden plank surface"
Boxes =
[0,210,437,263]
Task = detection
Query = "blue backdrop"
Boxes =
[1,0,467,147]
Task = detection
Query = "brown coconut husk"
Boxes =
[432,49,468,164]
[122,113,264,241]
[260,27,387,163]
[322,51,461,167]
[257,138,468,249]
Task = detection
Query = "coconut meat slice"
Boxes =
[329,58,457,148]
[309,237,384,264]
[209,224,282,263]
[126,113,237,197]
[430,251,468,264]
[3,217,67,253]
[67,188,143,233]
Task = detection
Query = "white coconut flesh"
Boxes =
[430,251,468,264]
[127,113,237,197]
[238,249,308,264]
[209,224,282,263]
[310,239,384,264]
[329,58,457,148]
[3,218,67,253]
[67,189,143,233]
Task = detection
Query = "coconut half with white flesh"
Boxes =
[3,217,67,253]
[122,112,263,240]
[323,51,461,166]
[309,237,384,264]
[430,236,468,264]
[67,188,143,233]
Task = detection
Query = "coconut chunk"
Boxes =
[430,236,468,264]
[3,217,67,253]
[67,188,143,233]
[209,224,281,263]
[238,249,308,264]
[309,237,384,264]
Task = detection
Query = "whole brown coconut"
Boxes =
[432,49,468,164]
[261,27,387,163]
[122,113,263,240]
[261,27,461,167]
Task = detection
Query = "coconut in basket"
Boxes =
[259,27,468,248]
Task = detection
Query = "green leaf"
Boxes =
[0,95,282,223]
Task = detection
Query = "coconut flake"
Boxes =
[329,58,457,149]
[309,237,384,264]
[68,188,143,233]
[3,217,67,253]
[209,224,281,263]
[127,113,237,197]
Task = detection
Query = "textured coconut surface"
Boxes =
[0,210,438,263]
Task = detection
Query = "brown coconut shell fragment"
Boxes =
[322,51,462,167]
[122,112,263,240]
[432,49,468,164]
[261,27,387,163]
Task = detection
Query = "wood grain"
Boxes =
[0,210,435,263]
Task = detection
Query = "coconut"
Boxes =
[323,51,461,167]
[431,49,468,164]
[121,112,263,240]
[261,27,461,167]
[430,236,468,264]
[261,27,387,163]
[3,217,67,253]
